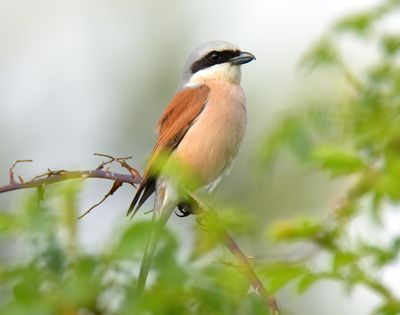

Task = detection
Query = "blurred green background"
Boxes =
[1,0,399,314]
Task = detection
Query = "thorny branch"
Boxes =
[0,155,143,215]
[8,159,33,184]
[0,155,280,315]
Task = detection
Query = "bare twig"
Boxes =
[78,180,123,219]
[0,169,141,194]
[94,153,140,178]
[0,156,142,194]
[94,152,131,169]
[8,159,33,184]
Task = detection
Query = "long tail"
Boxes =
[137,215,160,291]
[137,195,176,292]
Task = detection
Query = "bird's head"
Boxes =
[179,41,255,89]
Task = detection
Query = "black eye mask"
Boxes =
[190,50,241,74]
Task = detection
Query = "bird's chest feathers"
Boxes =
[197,82,246,141]
[174,81,247,184]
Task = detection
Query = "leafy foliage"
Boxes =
[258,1,400,314]
[0,182,269,315]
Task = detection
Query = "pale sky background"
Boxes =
[1,1,397,314]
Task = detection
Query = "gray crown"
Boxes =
[178,41,241,89]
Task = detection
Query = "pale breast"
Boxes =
[173,81,247,186]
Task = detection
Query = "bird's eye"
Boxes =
[209,52,221,61]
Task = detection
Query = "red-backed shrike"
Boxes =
[127,41,255,290]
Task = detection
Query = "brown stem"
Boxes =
[136,190,280,313]
[0,169,141,194]
[193,198,280,315]
[220,230,280,314]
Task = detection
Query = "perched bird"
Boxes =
[127,40,255,290]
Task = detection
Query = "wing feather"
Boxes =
[127,84,210,216]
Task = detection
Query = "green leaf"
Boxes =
[300,38,340,70]
[267,218,324,241]
[287,122,314,160]
[375,172,400,200]
[259,263,308,293]
[297,273,320,294]
[381,34,400,56]
[332,252,356,273]
[111,221,154,259]
[190,224,219,260]
[334,12,374,35]
[0,211,17,232]
[310,145,364,175]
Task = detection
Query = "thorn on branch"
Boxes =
[18,175,24,184]
[93,152,140,181]
[79,180,123,219]
[8,159,32,184]
[94,152,133,170]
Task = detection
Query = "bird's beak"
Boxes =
[229,51,256,65]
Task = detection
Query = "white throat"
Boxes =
[186,63,241,87]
